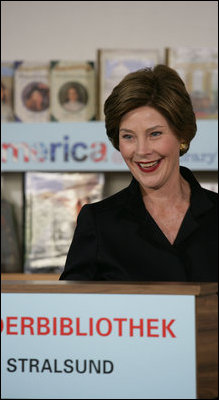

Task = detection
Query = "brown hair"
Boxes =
[104,64,197,156]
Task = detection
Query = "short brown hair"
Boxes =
[104,64,197,156]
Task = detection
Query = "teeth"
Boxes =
[139,161,158,168]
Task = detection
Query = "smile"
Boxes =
[136,159,162,172]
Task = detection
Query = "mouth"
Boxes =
[135,159,162,173]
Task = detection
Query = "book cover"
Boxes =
[14,61,50,122]
[24,172,104,273]
[97,49,163,120]
[1,198,21,272]
[166,47,218,119]
[50,61,96,122]
[1,62,14,122]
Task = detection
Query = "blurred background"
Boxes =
[1,1,218,273]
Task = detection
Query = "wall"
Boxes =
[1,1,218,59]
[1,1,218,270]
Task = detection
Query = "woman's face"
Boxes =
[119,106,181,193]
[28,90,44,110]
[68,87,78,102]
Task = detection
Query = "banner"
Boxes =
[1,293,196,399]
[1,120,218,171]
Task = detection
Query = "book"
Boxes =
[97,48,163,120]
[166,47,218,119]
[24,172,104,273]
[14,61,50,122]
[1,198,21,272]
[50,61,96,121]
[1,62,14,121]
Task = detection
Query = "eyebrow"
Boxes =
[119,125,166,134]
[119,128,135,134]
[146,125,166,133]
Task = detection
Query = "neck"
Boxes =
[140,175,190,209]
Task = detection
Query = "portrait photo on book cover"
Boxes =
[1,80,14,121]
[58,81,88,113]
[22,81,50,112]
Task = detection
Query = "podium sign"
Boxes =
[2,292,196,399]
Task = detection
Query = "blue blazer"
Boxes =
[60,167,218,282]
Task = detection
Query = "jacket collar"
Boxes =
[179,166,214,217]
[126,166,214,217]
[124,166,214,247]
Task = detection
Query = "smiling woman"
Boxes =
[119,107,182,186]
[60,65,218,283]
[118,105,192,245]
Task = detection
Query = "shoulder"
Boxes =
[181,166,218,205]
[79,178,135,219]
[201,186,218,204]
[89,184,132,213]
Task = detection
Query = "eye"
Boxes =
[121,134,133,140]
[150,131,162,137]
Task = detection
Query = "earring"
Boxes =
[180,143,188,151]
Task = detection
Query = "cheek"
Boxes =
[119,145,131,160]
[119,140,133,159]
[159,138,180,155]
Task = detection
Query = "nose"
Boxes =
[135,137,153,157]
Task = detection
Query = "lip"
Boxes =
[135,159,162,173]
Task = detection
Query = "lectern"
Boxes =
[1,279,218,399]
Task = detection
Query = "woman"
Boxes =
[24,84,49,112]
[60,65,218,282]
[63,86,85,112]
